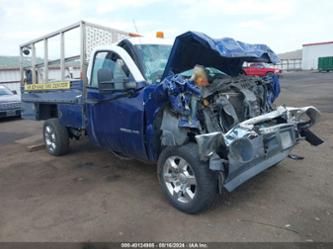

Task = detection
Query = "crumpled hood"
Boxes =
[0,94,20,103]
[162,31,280,78]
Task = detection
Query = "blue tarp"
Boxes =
[162,31,280,78]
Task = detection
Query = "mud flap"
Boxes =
[300,128,323,146]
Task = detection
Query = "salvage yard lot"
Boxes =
[0,71,332,242]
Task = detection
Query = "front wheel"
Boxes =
[43,118,69,156]
[157,143,218,214]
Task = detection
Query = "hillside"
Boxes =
[278,49,302,60]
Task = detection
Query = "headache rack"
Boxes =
[19,20,139,87]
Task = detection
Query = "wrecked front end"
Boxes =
[151,31,322,192]
[196,105,322,191]
[155,73,322,192]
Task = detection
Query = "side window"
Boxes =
[90,51,131,89]
[91,52,107,88]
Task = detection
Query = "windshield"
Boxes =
[0,87,13,96]
[134,44,172,84]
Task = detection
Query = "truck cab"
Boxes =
[85,38,173,161]
[20,22,322,214]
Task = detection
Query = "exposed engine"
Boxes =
[158,65,279,136]
[199,75,276,133]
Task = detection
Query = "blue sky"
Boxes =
[0,0,332,56]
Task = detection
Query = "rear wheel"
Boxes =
[158,143,218,214]
[43,118,69,156]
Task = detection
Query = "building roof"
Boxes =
[278,49,302,59]
[0,56,43,70]
[0,56,22,69]
[303,41,333,47]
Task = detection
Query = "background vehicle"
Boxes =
[20,22,322,214]
[243,62,281,77]
[0,85,21,118]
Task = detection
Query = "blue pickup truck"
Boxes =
[20,21,322,213]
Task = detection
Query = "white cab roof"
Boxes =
[121,37,174,46]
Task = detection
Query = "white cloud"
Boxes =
[2,31,46,40]
[48,0,81,9]
[0,0,163,55]
[174,0,296,19]
[239,20,266,31]
[0,0,332,55]
[84,18,156,33]
[95,0,162,14]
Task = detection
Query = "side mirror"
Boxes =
[97,68,137,92]
[12,90,17,95]
[97,68,114,92]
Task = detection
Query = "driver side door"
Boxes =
[86,49,147,160]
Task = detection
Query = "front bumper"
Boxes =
[195,106,322,191]
[0,102,21,118]
[0,108,21,118]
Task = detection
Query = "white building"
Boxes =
[0,68,21,94]
[0,56,21,94]
[302,41,333,70]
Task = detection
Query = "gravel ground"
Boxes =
[0,71,332,242]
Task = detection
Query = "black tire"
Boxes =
[157,143,218,214]
[43,118,69,156]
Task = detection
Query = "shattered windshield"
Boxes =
[134,44,172,84]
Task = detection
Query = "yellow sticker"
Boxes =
[24,81,71,91]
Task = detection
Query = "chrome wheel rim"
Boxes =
[44,125,56,152]
[163,156,197,204]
